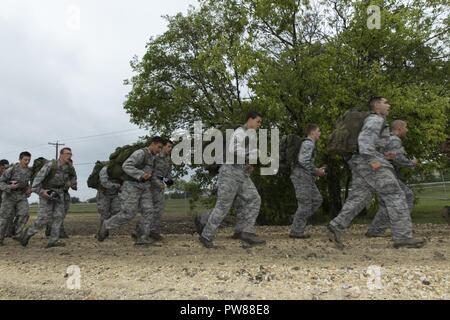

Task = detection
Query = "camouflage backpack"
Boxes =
[31,157,76,186]
[278,134,305,174]
[327,109,372,156]
[87,161,108,189]
[107,142,149,182]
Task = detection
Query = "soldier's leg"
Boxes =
[201,173,240,241]
[400,181,414,213]
[97,191,112,225]
[110,195,121,218]
[363,167,413,241]
[103,182,141,231]
[311,182,323,214]
[13,198,29,237]
[136,189,154,239]
[330,170,374,231]
[367,199,391,236]
[149,188,165,234]
[5,214,15,238]
[234,177,261,235]
[25,198,54,238]
[59,195,70,238]
[48,199,66,244]
[0,199,15,241]
[290,171,314,236]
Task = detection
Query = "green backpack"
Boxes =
[327,109,371,156]
[87,161,108,189]
[201,124,243,176]
[31,157,56,182]
[107,142,149,181]
[278,134,304,174]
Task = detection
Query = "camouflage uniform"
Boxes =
[96,166,121,224]
[24,160,75,245]
[149,154,172,233]
[367,134,416,235]
[0,164,32,241]
[330,114,414,241]
[290,138,323,236]
[103,149,156,240]
[201,125,261,241]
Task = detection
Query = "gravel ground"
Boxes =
[0,223,449,300]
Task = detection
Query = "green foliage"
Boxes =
[124,0,449,224]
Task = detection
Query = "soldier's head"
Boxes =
[0,159,9,174]
[19,151,31,168]
[162,139,174,156]
[148,136,165,155]
[391,120,408,138]
[306,123,321,141]
[369,96,391,116]
[59,147,73,164]
[246,111,263,130]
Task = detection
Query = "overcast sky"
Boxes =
[0,0,198,201]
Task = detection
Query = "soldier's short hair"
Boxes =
[150,136,165,145]
[19,151,31,160]
[0,159,9,166]
[60,147,72,155]
[369,96,384,110]
[305,123,319,135]
[246,110,263,121]
[163,138,174,146]
[391,120,407,131]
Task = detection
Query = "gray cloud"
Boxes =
[0,0,198,201]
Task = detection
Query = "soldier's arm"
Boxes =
[229,128,258,162]
[31,163,52,194]
[358,116,384,165]
[391,139,416,168]
[70,168,78,190]
[99,166,120,189]
[298,140,317,175]
[122,149,147,181]
[0,167,13,191]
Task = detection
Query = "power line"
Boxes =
[48,141,65,159]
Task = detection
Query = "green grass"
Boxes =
[27,184,449,224]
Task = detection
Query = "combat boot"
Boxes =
[20,228,32,247]
[134,236,160,246]
[327,224,344,250]
[238,232,266,246]
[199,236,216,249]
[289,233,311,239]
[443,206,450,225]
[365,231,386,238]
[46,241,66,248]
[393,238,426,249]
[97,223,109,242]
[231,231,241,239]
[149,232,164,241]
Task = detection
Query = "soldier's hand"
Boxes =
[370,162,382,171]
[25,188,32,197]
[317,168,326,177]
[142,172,152,181]
[40,190,51,199]
[9,181,20,190]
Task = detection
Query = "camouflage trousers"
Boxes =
[103,181,154,238]
[330,164,413,241]
[46,192,70,236]
[26,192,66,244]
[96,191,121,224]
[201,165,261,241]
[0,193,29,239]
[149,187,165,233]
[367,180,414,236]
[290,167,323,235]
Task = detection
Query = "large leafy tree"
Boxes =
[124,0,449,224]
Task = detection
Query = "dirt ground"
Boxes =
[0,217,449,300]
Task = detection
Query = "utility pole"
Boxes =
[48,141,65,160]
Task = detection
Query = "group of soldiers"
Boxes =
[0,96,444,250]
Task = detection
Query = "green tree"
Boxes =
[124,0,449,224]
